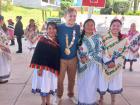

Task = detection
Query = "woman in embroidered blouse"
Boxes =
[77,19,103,105]
[123,23,140,71]
[30,22,60,105]
[98,19,128,105]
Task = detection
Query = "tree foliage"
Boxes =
[100,8,112,14]
[100,0,112,14]
[2,0,13,12]
[134,0,138,13]
[61,0,73,10]
[59,0,73,17]
[113,1,130,15]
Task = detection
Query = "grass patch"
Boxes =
[2,6,59,30]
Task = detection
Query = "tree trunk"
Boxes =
[45,10,47,20]
[0,0,2,15]
[42,10,45,21]
[134,0,138,13]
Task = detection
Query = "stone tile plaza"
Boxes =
[0,39,140,105]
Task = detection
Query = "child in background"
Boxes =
[123,23,140,71]
[7,19,15,46]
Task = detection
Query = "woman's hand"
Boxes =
[80,56,89,64]
[1,46,7,51]
[107,62,115,68]
[0,46,10,53]
[37,70,43,76]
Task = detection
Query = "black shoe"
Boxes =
[123,66,125,69]
[16,51,22,53]
[0,80,8,84]
[129,68,133,72]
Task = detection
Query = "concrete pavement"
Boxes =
[0,39,140,105]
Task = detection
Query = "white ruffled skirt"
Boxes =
[0,53,11,81]
[77,63,99,105]
[32,69,57,96]
[125,50,139,61]
[98,70,123,95]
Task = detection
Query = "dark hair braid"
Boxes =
[78,30,85,46]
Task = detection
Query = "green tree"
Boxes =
[113,1,130,15]
[134,0,138,13]
[61,0,73,10]
[60,0,73,17]
[81,6,84,14]
[0,0,2,15]
[2,0,13,12]
[105,0,111,8]
[100,0,112,14]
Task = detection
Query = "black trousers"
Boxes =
[16,36,22,51]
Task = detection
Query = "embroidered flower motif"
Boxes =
[118,48,122,52]
[79,46,83,51]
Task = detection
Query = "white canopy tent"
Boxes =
[12,0,60,9]
[12,0,60,21]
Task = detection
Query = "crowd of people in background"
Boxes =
[0,7,140,105]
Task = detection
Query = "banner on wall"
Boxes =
[74,0,106,8]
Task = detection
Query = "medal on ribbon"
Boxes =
[65,30,76,55]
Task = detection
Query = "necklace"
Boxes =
[47,35,55,41]
[64,30,76,55]
[44,35,59,46]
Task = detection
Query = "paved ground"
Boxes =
[0,37,140,105]
[0,17,140,105]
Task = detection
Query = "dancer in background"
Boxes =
[123,23,140,71]
[0,15,11,83]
